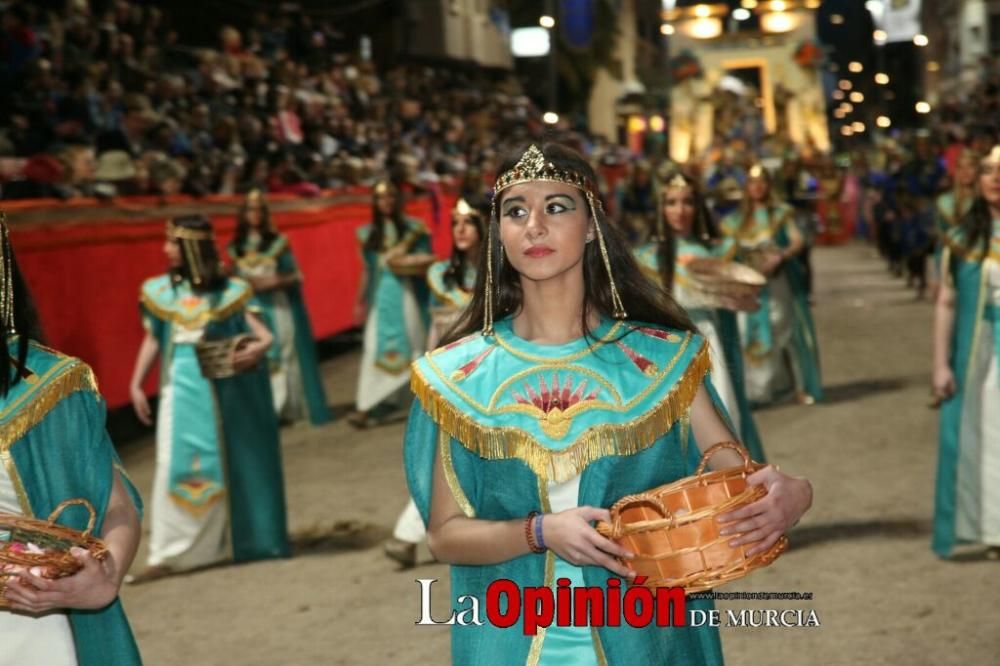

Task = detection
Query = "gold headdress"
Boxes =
[666,173,689,191]
[454,197,473,216]
[1,212,14,333]
[747,163,769,180]
[984,145,1000,165]
[484,144,625,335]
[246,188,264,205]
[167,219,215,286]
[374,179,397,196]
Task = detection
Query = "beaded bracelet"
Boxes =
[525,511,545,553]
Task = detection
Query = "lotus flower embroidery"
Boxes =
[511,373,599,439]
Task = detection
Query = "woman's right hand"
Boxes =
[541,506,635,579]
[130,385,152,425]
[932,365,957,401]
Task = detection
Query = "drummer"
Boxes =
[403,142,813,663]
[634,169,766,462]
[350,179,433,428]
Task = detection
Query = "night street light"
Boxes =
[915,101,931,114]
[539,15,555,29]
[913,34,929,47]
[660,23,675,35]
[876,115,891,128]
[875,73,889,85]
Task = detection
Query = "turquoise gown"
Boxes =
[355,216,432,412]
[426,259,476,348]
[721,204,823,404]
[228,234,331,425]
[405,318,725,664]
[1,339,143,665]
[633,238,765,462]
[934,222,1000,557]
[140,275,289,565]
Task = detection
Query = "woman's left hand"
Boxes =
[2,548,120,613]
[715,465,812,557]
[232,340,267,372]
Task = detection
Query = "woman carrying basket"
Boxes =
[228,190,331,426]
[634,169,766,462]
[403,143,813,664]
[721,164,823,406]
[0,215,144,665]
[932,145,1000,559]
[351,180,433,428]
[128,215,290,582]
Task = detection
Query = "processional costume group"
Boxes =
[3,123,999,662]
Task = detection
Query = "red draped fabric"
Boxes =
[6,188,458,407]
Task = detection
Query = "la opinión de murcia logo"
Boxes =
[415,579,821,634]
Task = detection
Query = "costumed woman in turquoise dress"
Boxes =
[404,143,813,664]
[128,215,290,581]
[934,148,979,277]
[633,170,765,462]
[384,195,486,568]
[931,145,1000,559]
[721,164,823,406]
[228,190,331,425]
[351,180,433,428]
[0,215,144,665]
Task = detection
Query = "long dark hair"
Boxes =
[443,195,488,291]
[232,192,279,257]
[655,170,720,292]
[737,166,780,235]
[442,142,694,345]
[363,181,408,253]
[2,249,45,398]
[169,215,227,293]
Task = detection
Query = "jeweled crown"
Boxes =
[493,145,599,205]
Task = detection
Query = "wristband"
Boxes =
[533,513,547,551]
[525,511,544,553]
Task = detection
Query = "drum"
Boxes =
[596,442,787,593]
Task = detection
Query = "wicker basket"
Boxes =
[194,334,255,379]
[387,253,437,277]
[0,499,109,607]
[596,442,787,593]
[686,258,766,311]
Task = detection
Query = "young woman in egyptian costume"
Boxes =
[403,143,813,664]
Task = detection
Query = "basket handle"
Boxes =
[695,441,752,477]
[601,492,673,539]
[46,498,97,538]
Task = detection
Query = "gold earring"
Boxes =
[482,219,495,335]
[587,193,627,320]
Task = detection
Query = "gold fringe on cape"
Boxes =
[411,340,710,483]
[139,279,254,328]
[1,358,98,451]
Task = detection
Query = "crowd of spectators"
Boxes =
[0,0,566,201]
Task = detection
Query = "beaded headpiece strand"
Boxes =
[166,219,215,286]
[0,212,14,333]
[484,144,626,335]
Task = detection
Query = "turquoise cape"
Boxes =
[722,204,823,402]
[228,234,331,425]
[1,340,143,665]
[140,275,289,562]
[427,260,476,309]
[404,318,725,664]
[357,217,432,373]
[933,229,999,557]
[933,191,972,267]
[633,239,765,462]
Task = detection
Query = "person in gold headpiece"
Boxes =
[383,194,487,567]
[932,149,980,292]
[403,143,813,663]
[931,145,1000,559]
[127,215,290,581]
[0,213,143,664]
[721,163,823,406]
[228,190,331,425]
[351,179,433,428]
[633,169,766,463]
